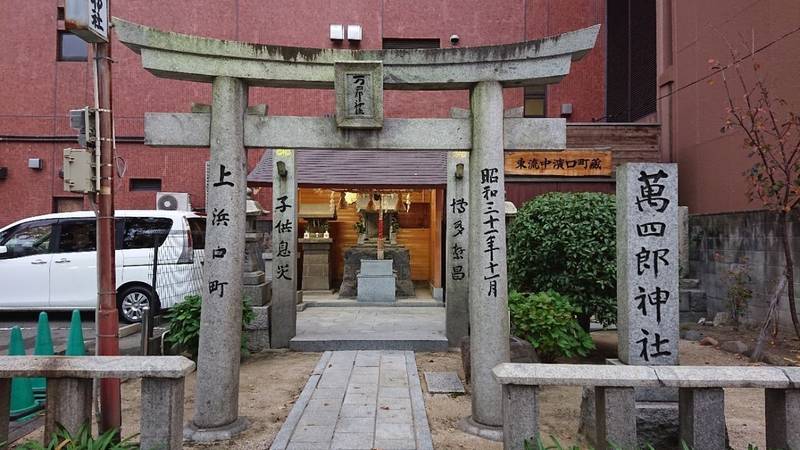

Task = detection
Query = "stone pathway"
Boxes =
[270,350,434,450]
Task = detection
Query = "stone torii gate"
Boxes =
[115,18,598,441]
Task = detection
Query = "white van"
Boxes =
[0,210,206,323]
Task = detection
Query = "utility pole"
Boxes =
[65,0,121,434]
[95,29,121,433]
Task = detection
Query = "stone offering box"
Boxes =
[357,259,396,302]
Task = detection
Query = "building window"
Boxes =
[523,85,547,118]
[57,31,88,61]
[382,38,440,49]
[606,0,657,122]
[130,178,162,192]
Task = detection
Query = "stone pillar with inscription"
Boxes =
[446,151,470,346]
[617,162,679,366]
[187,76,249,440]
[466,81,509,432]
[271,149,298,348]
[616,162,683,447]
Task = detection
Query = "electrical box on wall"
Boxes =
[63,148,96,193]
[0,167,7,180]
[28,158,44,170]
[69,107,98,148]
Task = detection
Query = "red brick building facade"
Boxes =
[0,0,613,227]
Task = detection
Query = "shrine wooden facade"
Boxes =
[297,188,443,289]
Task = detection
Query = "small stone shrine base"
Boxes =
[357,259,396,303]
[339,244,414,298]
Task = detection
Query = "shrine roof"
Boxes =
[248,149,446,187]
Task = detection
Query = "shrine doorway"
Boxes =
[248,149,447,303]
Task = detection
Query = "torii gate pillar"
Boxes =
[468,81,510,429]
[186,76,250,440]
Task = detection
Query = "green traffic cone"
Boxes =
[31,312,54,395]
[66,310,86,356]
[8,326,39,419]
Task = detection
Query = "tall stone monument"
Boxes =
[271,149,298,348]
[617,162,679,366]
[446,151,470,346]
[615,162,680,447]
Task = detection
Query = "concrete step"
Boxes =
[302,299,444,308]
[289,336,449,352]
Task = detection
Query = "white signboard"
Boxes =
[65,0,109,43]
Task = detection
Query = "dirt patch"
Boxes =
[682,322,800,366]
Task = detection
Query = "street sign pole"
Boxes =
[95,30,121,434]
[66,0,121,434]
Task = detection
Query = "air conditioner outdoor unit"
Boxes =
[156,192,192,211]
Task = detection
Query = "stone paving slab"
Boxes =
[423,371,466,394]
[270,350,434,450]
[289,308,448,352]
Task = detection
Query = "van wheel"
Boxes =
[118,285,158,323]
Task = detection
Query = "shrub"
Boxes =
[16,424,137,449]
[508,192,616,327]
[165,294,254,360]
[509,291,594,362]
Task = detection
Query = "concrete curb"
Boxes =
[405,351,434,450]
[269,351,333,450]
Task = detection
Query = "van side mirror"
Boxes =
[0,245,7,256]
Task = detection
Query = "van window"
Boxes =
[187,218,206,250]
[0,220,54,258]
[58,220,96,253]
[121,218,173,249]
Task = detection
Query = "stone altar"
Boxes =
[339,245,414,298]
[357,259,396,302]
[300,238,333,291]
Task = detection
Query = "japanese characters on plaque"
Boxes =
[504,150,612,177]
[618,163,679,366]
[334,61,384,129]
[65,0,109,43]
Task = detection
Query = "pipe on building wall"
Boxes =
[0,135,144,143]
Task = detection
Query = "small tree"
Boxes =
[710,43,800,339]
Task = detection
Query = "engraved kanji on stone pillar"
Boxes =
[271,148,298,348]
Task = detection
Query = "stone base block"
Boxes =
[243,282,269,306]
[184,417,250,443]
[357,274,397,302]
[243,270,266,285]
[244,306,270,352]
[457,416,503,442]
[579,388,679,450]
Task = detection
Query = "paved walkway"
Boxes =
[270,351,434,450]
[290,307,448,352]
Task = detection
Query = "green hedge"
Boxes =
[508,192,616,327]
